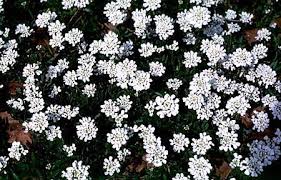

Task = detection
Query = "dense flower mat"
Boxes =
[0,0,281,179]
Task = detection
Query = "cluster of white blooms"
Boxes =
[15,24,33,38]
[23,112,49,133]
[1,0,281,178]
[6,98,24,111]
[270,101,281,120]
[200,37,226,66]
[172,173,190,180]
[154,14,174,40]
[166,78,182,91]
[188,155,212,180]
[45,104,79,121]
[226,95,250,116]
[213,110,240,151]
[46,59,69,80]
[177,6,211,31]
[139,42,158,57]
[96,59,150,91]
[186,30,199,40]
[132,9,152,38]
[145,94,179,118]
[76,117,98,142]
[239,11,254,24]
[117,148,131,162]
[82,83,96,97]
[228,48,253,68]
[256,28,271,41]
[107,127,129,151]
[8,142,28,161]
[101,95,132,126]
[64,28,83,47]
[169,133,190,153]
[183,51,202,68]
[89,31,120,57]
[22,63,45,113]
[149,61,166,77]
[191,132,213,155]
[63,144,77,157]
[0,31,19,73]
[48,20,66,50]
[49,85,62,98]
[143,0,161,11]
[104,0,131,25]
[183,70,221,120]
[103,156,121,176]
[62,0,92,9]
[35,11,57,28]
[61,160,90,180]
[0,156,9,172]
[45,125,62,141]
[231,134,281,177]
[135,125,168,167]
[251,111,269,132]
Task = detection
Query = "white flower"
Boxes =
[101,99,120,118]
[251,44,268,63]
[45,126,62,141]
[76,117,98,142]
[8,142,28,161]
[63,144,77,157]
[149,61,166,77]
[217,131,240,151]
[82,84,96,97]
[35,11,57,28]
[251,111,269,132]
[48,20,66,36]
[191,132,213,155]
[166,78,183,91]
[24,112,49,133]
[100,31,121,57]
[188,155,212,180]
[117,148,131,161]
[154,14,174,40]
[225,9,237,20]
[229,48,253,67]
[64,28,83,46]
[0,156,9,172]
[139,42,157,57]
[226,95,250,116]
[132,9,152,38]
[145,142,168,167]
[63,70,78,87]
[172,173,190,180]
[187,6,211,29]
[61,160,90,180]
[143,0,161,11]
[170,133,190,153]
[239,11,253,24]
[103,156,121,176]
[6,98,24,111]
[270,101,281,120]
[256,28,271,41]
[255,64,276,88]
[183,51,202,68]
[154,94,180,118]
[129,70,152,92]
[15,24,33,38]
[107,127,129,150]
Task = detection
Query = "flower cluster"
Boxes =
[0,0,281,179]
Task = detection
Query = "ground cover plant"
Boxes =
[0,0,281,179]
